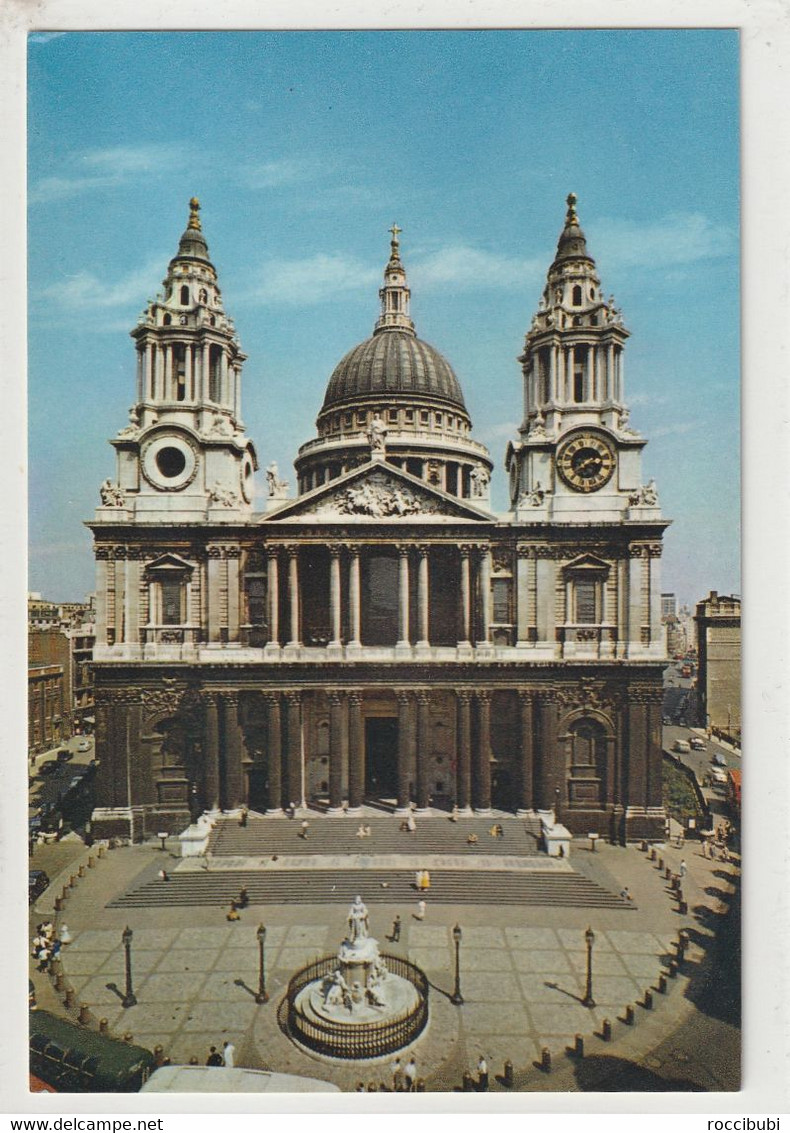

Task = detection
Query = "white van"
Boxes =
[673,739,691,754]
[140,1065,340,1093]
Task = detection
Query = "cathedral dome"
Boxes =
[321,329,467,414]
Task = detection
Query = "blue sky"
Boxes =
[27,29,740,606]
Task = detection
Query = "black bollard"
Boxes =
[679,899,688,915]
[602,1018,612,1042]
[462,1071,474,1092]
[625,1004,635,1025]
[574,1034,584,1059]
[99,1018,109,1034]
[503,1060,514,1087]
[78,1003,90,1025]
[658,974,668,994]
[668,959,678,978]
[644,990,654,1010]
[658,857,664,871]
[541,1047,551,1073]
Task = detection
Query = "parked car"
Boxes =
[662,716,671,726]
[712,751,727,767]
[76,739,91,752]
[38,761,60,777]
[29,870,50,904]
[56,749,73,762]
[673,739,691,754]
[689,737,706,750]
[710,767,728,786]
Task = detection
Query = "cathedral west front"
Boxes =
[88,194,669,844]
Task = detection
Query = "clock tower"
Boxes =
[506,194,658,523]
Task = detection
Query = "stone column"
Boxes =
[221,693,244,810]
[395,691,414,811]
[327,691,345,814]
[220,350,229,406]
[458,546,472,646]
[550,343,557,401]
[94,552,109,647]
[262,692,283,813]
[145,342,153,399]
[456,690,472,812]
[266,547,280,648]
[415,691,432,810]
[226,548,241,644]
[113,552,126,643]
[207,548,223,643]
[124,554,140,649]
[329,546,342,649]
[202,343,211,402]
[479,546,492,644]
[516,544,530,645]
[284,691,303,808]
[474,691,492,812]
[585,342,594,401]
[397,545,410,648]
[347,692,364,813]
[202,693,221,811]
[416,545,430,648]
[536,551,557,646]
[518,690,534,814]
[165,344,173,400]
[286,546,300,648]
[648,544,662,648]
[535,693,559,812]
[348,548,361,647]
[627,547,643,650]
[185,343,194,401]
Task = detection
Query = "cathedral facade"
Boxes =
[88,195,669,843]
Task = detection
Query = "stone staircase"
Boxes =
[108,866,631,910]
[208,813,543,858]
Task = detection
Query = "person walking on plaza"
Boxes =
[679,858,687,879]
[222,1040,235,1068]
[300,818,309,839]
[391,1055,404,1091]
[404,1056,417,1091]
[406,811,417,833]
[390,915,402,942]
[206,1046,223,1066]
[414,899,426,921]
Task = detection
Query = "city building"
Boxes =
[661,592,677,620]
[87,195,669,843]
[28,663,68,755]
[695,591,741,739]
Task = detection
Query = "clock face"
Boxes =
[556,432,616,493]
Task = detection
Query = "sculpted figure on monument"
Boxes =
[347,895,370,943]
[367,413,387,453]
[100,479,125,507]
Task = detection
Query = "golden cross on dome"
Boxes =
[389,223,402,243]
[188,197,202,231]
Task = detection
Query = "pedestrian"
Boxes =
[406,811,416,833]
[158,868,169,881]
[237,887,249,908]
[226,902,240,921]
[222,1040,235,1068]
[58,924,72,945]
[36,944,50,973]
[420,869,431,890]
[300,819,309,839]
[679,859,687,879]
[701,840,709,859]
[466,833,479,845]
[390,915,402,942]
[620,886,633,902]
[206,1046,223,1067]
[404,1056,417,1091]
[477,1054,489,1091]
[357,824,367,839]
[391,1055,404,1091]
[450,805,459,823]
[414,899,426,921]
[239,807,248,827]
[288,802,296,819]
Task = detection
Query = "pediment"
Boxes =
[263,462,494,524]
[144,553,195,575]
[562,553,611,573]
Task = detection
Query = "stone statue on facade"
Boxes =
[208,412,234,437]
[266,462,289,499]
[470,465,490,498]
[628,479,659,507]
[99,479,125,507]
[116,406,140,438]
[530,411,547,437]
[208,482,238,508]
[522,480,550,507]
[367,413,387,454]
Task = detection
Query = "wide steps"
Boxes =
[108,868,631,911]
[208,815,543,859]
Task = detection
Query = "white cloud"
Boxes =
[29,143,193,204]
[411,245,543,291]
[593,212,736,271]
[237,158,315,190]
[38,258,163,311]
[251,254,379,305]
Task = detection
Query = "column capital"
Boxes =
[221,691,240,707]
[395,688,413,705]
[415,689,431,706]
[328,543,343,558]
[396,543,412,558]
[327,690,345,706]
[284,690,302,705]
[475,690,492,705]
[518,688,534,704]
[261,690,281,706]
[456,689,473,705]
[415,543,431,558]
[265,544,281,560]
[516,542,536,558]
[284,544,300,559]
[347,544,361,559]
[348,690,364,707]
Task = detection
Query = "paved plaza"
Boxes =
[30,818,740,1093]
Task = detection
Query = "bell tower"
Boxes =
[506,194,659,523]
[100,197,258,518]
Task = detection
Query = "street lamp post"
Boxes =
[255,924,269,1004]
[582,926,596,1008]
[121,926,137,1008]
[450,923,464,1006]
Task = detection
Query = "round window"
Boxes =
[156,447,187,478]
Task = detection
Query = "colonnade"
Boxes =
[528,340,623,411]
[136,338,240,416]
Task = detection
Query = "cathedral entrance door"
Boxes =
[364,717,398,801]
[247,765,268,813]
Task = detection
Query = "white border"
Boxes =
[2,0,789,1121]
